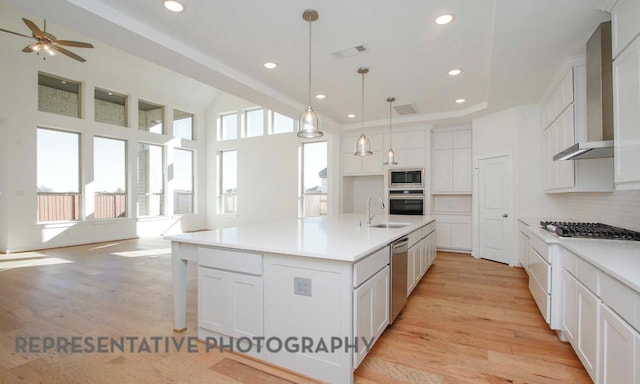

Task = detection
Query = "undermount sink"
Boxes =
[368,223,409,229]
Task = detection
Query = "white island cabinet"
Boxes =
[167,214,435,384]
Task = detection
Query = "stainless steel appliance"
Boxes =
[389,168,424,188]
[540,221,640,241]
[388,189,424,215]
[390,237,409,323]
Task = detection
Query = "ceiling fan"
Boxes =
[0,18,94,62]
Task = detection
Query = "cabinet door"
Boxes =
[556,106,576,189]
[199,268,229,334]
[599,304,637,384]
[576,282,599,382]
[613,37,640,189]
[452,148,472,192]
[362,150,384,174]
[419,237,427,276]
[407,245,418,295]
[432,150,453,193]
[562,270,578,346]
[402,147,426,167]
[436,223,452,249]
[450,223,472,250]
[228,273,263,338]
[432,131,453,150]
[342,153,361,175]
[542,127,554,190]
[611,0,640,59]
[372,266,390,338]
[518,230,529,270]
[354,277,374,368]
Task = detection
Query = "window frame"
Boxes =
[137,142,165,218]
[219,112,239,141]
[173,109,194,140]
[36,127,82,223]
[93,135,128,220]
[300,141,328,218]
[244,108,265,138]
[38,72,82,119]
[270,111,295,135]
[218,149,238,215]
[94,87,128,127]
[173,147,195,215]
[138,99,165,134]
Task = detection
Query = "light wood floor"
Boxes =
[0,239,591,383]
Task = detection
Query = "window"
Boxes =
[173,149,194,214]
[95,88,127,127]
[219,150,237,215]
[94,137,127,219]
[138,100,164,134]
[272,112,294,134]
[245,108,264,138]
[220,113,238,140]
[301,141,328,217]
[138,143,164,217]
[173,109,194,140]
[38,72,81,118]
[36,128,80,222]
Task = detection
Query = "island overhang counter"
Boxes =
[166,214,436,383]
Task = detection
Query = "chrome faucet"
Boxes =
[366,196,385,225]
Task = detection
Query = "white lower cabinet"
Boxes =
[198,267,263,338]
[599,304,639,384]
[576,281,599,381]
[354,266,389,368]
[407,224,437,296]
[562,270,578,345]
[407,243,420,295]
[518,224,530,270]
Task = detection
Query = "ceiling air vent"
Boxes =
[331,44,367,59]
[393,103,416,115]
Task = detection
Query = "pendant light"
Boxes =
[384,97,398,165]
[297,9,323,138]
[354,67,372,156]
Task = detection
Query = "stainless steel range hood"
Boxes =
[554,21,613,161]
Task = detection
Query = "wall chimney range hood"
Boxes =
[554,21,613,161]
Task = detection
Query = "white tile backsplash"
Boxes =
[567,191,640,232]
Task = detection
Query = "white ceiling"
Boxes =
[1,0,611,129]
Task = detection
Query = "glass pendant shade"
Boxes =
[297,9,323,138]
[384,148,397,165]
[354,133,373,156]
[298,106,321,138]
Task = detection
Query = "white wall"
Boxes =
[0,5,217,252]
[567,191,640,232]
[471,105,571,263]
[342,176,385,215]
[206,93,340,229]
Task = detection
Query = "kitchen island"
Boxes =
[166,214,436,383]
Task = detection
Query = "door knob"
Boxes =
[502,213,508,218]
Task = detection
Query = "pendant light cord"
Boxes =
[389,100,392,145]
[361,72,365,134]
[307,19,312,107]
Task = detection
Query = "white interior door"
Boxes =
[478,155,513,264]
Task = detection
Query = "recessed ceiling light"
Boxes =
[108,92,113,96]
[61,80,67,84]
[164,0,184,12]
[456,98,466,104]
[315,94,326,100]
[348,114,356,118]
[263,62,277,69]
[435,14,454,25]
[448,69,462,76]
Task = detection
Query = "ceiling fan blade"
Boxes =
[51,45,86,62]
[22,18,45,39]
[0,27,34,39]
[22,43,38,53]
[53,40,94,48]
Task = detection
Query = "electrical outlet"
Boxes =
[293,277,312,297]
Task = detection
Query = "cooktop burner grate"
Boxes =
[540,221,640,241]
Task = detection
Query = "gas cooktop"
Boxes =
[540,221,640,241]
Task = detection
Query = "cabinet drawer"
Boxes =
[408,229,422,248]
[528,246,551,293]
[561,247,577,276]
[529,274,550,323]
[353,246,389,288]
[198,247,263,275]
[529,234,550,263]
[576,257,599,295]
[601,273,640,333]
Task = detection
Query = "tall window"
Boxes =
[36,128,80,222]
[245,108,264,138]
[272,112,294,134]
[94,137,127,219]
[219,150,237,214]
[301,142,328,217]
[138,100,164,134]
[220,113,238,140]
[173,149,194,214]
[138,143,164,217]
[173,109,193,140]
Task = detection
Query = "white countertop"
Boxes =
[520,217,640,293]
[165,214,435,262]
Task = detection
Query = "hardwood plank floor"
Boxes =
[0,239,591,383]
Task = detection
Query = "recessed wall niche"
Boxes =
[95,88,127,127]
[38,72,81,118]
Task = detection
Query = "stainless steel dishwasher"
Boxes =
[390,237,409,323]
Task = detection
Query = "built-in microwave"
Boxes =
[389,168,424,188]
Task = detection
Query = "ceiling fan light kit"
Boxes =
[0,18,94,62]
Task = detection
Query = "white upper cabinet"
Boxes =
[613,30,640,190]
[541,65,613,193]
[431,128,472,194]
[611,0,640,59]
